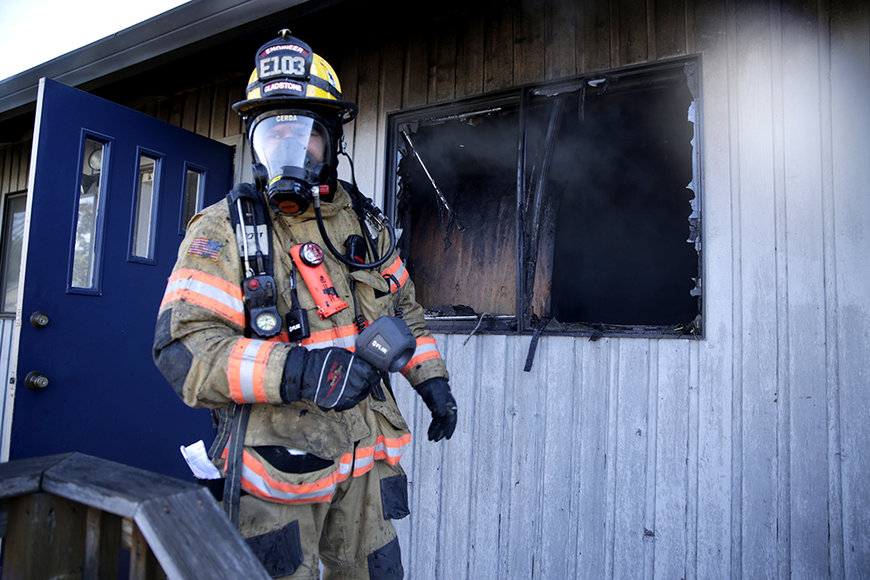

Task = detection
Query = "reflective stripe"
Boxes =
[382,256,409,293]
[267,332,290,343]
[373,432,411,464]
[239,450,352,504]
[224,432,411,505]
[298,322,360,350]
[400,337,442,374]
[161,268,245,327]
[227,339,277,403]
[352,433,412,477]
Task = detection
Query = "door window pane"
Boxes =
[132,154,159,258]
[181,167,204,230]
[2,194,27,313]
[72,138,106,289]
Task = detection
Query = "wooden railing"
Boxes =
[0,452,269,579]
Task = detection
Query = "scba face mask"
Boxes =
[251,112,334,215]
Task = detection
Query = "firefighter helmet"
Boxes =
[232,30,357,124]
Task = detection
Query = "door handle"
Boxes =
[24,371,49,390]
[29,311,50,328]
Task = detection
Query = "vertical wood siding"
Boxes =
[0,0,867,577]
[0,140,30,196]
[330,0,869,577]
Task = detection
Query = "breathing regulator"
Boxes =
[232,30,395,270]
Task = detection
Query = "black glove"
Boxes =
[413,378,457,441]
[281,347,381,412]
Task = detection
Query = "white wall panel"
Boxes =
[381,2,870,577]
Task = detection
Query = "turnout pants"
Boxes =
[238,459,409,579]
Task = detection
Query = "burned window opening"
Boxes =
[388,57,702,338]
[396,105,519,321]
[399,129,467,244]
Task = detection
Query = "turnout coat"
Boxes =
[153,183,448,504]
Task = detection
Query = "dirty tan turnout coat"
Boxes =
[154,184,448,504]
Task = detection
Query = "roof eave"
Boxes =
[0,0,313,121]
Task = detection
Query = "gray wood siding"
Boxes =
[332,1,869,578]
[1,0,867,577]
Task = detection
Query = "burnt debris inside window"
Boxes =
[388,58,702,338]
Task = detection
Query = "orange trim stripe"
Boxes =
[400,337,442,374]
[234,450,354,504]
[298,322,360,349]
[227,339,276,403]
[172,268,242,297]
[382,256,409,293]
[161,268,245,327]
[221,433,411,504]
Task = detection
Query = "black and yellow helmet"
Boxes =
[232,30,357,124]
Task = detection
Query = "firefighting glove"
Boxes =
[413,377,458,441]
[281,347,381,412]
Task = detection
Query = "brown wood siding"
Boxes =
[0,0,700,198]
[132,76,246,142]
[332,0,696,199]
[0,141,30,196]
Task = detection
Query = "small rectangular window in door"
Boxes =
[131,152,161,261]
[181,165,205,232]
[71,137,108,290]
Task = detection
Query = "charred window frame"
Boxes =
[385,57,702,339]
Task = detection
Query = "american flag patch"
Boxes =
[187,237,224,261]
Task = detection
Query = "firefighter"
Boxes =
[153,30,457,579]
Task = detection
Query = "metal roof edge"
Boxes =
[0,0,312,120]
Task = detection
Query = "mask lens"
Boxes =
[251,113,330,180]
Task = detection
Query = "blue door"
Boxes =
[10,78,234,479]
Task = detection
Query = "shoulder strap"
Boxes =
[227,183,275,277]
[226,184,284,340]
[214,185,274,527]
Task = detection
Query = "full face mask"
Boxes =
[250,111,334,215]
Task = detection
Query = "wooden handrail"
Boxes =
[0,452,269,579]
